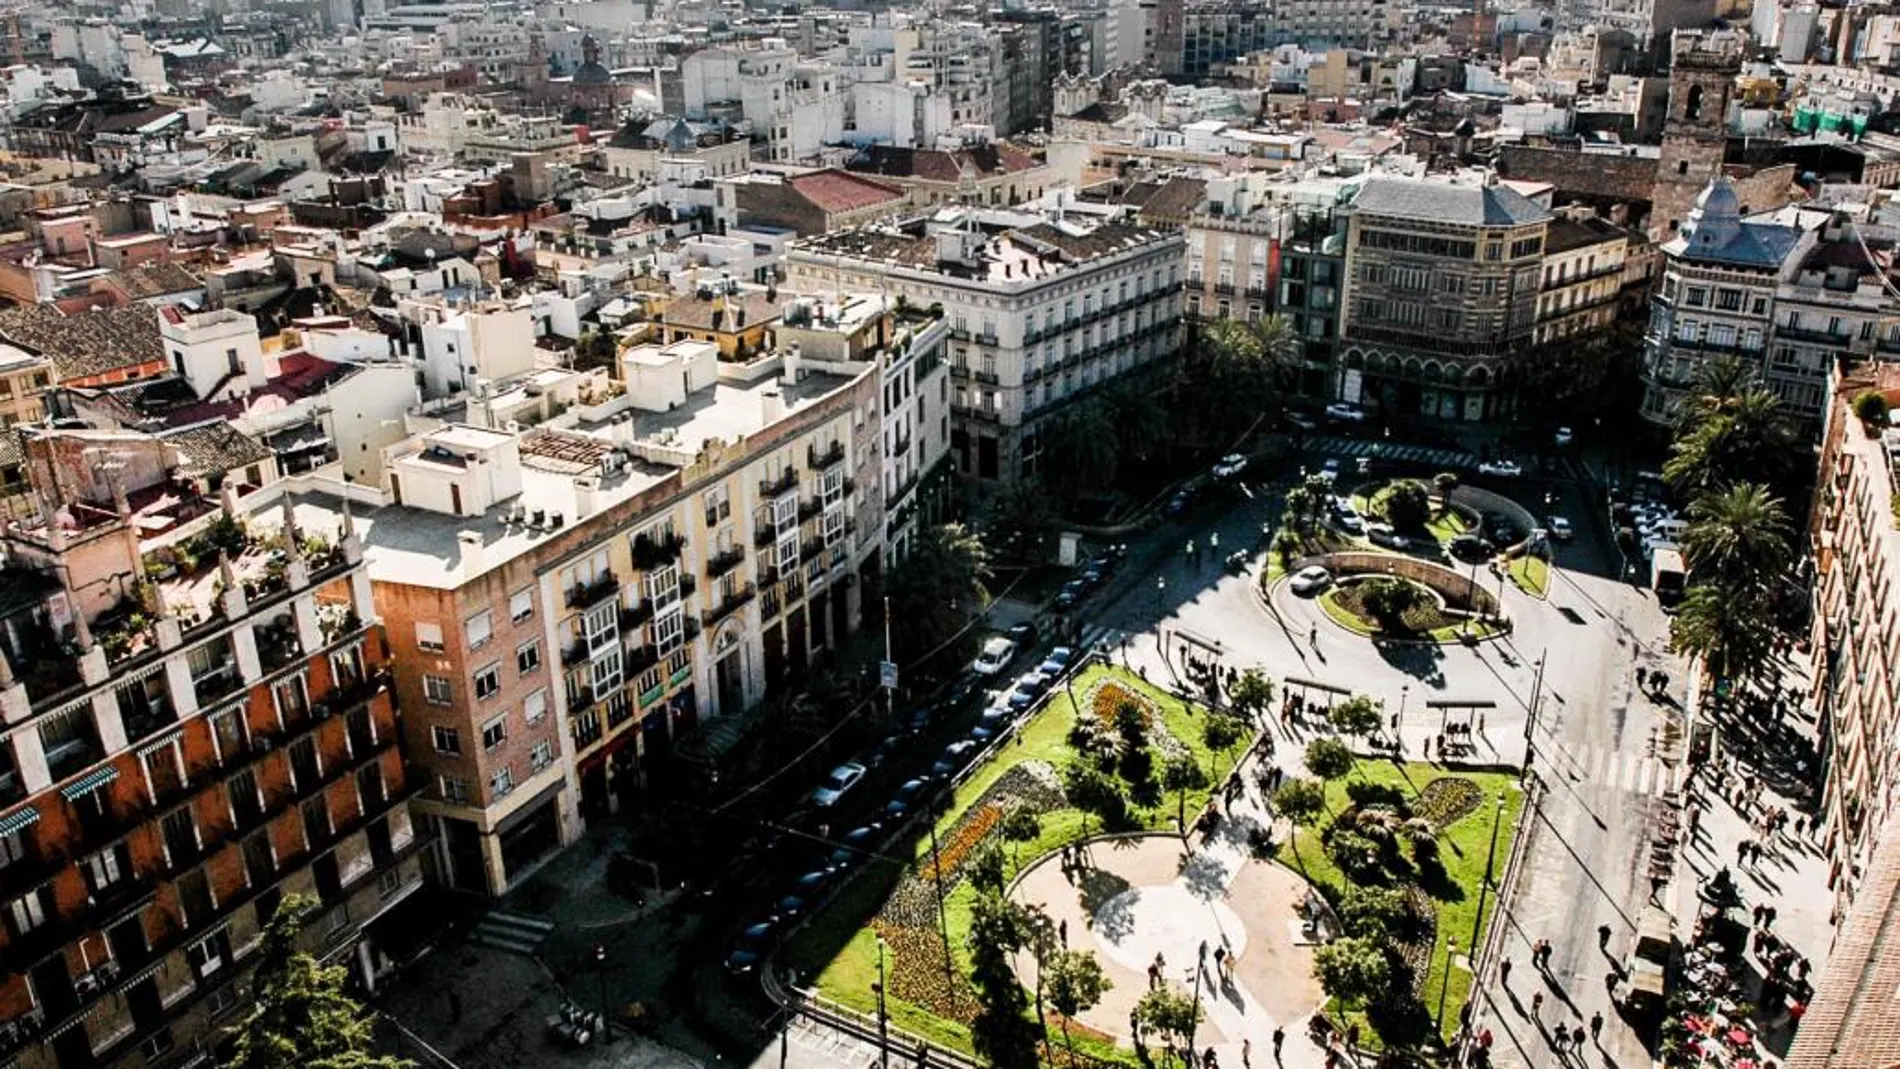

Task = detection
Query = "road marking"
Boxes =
[1566,745,1672,796]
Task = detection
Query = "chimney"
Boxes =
[782,343,801,386]
[457,530,484,573]
[573,475,599,517]
[761,389,786,424]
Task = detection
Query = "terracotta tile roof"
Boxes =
[0,305,164,382]
[787,170,905,214]
[160,422,275,479]
[852,143,1043,183]
[663,293,781,332]
[104,261,205,300]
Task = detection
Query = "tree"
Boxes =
[967,892,1039,1069]
[1381,480,1432,532]
[1357,577,1426,634]
[970,841,1007,894]
[1681,482,1793,591]
[1001,806,1041,869]
[1134,985,1203,1060]
[885,523,991,661]
[1855,389,1891,427]
[1432,471,1461,512]
[1327,695,1383,741]
[1044,398,1119,500]
[1670,581,1776,684]
[1312,935,1394,1006]
[1663,385,1794,496]
[1305,736,1355,783]
[225,895,411,1069]
[986,478,1055,562]
[1201,712,1245,764]
[1043,949,1113,1057]
[1162,751,1208,831]
[1273,777,1327,846]
[1228,669,1275,721]
[1063,761,1126,832]
[1114,700,1149,751]
[1338,885,1410,939]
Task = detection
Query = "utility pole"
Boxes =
[1523,650,1546,775]
[928,821,954,1014]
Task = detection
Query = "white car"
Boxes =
[810,762,867,807]
[1477,459,1523,478]
[971,636,1017,676]
[1366,523,1409,549]
[1546,516,1573,541]
[1325,402,1369,422]
[1213,453,1248,479]
[1286,412,1319,431]
[1554,426,1575,447]
[1289,566,1333,596]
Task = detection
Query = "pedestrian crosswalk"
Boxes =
[1556,743,1676,796]
[1311,436,1594,481]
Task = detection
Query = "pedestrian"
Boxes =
[1636,667,1647,689]
[1500,957,1513,986]
[1789,999,1807,1026]
[1738,840,1750,865]
[1795,814,1807,837]
[1531,991,1544,1019]
[1478,1028,1494,1051]
[1272,1026,1286,1061]
[1242,1038,1252,1069]
[1147,962,1161,989]
[1130,1010,1143,1045]
[1424,734,1433,759]
[1155,950,1167,974]
[1764,905,1777,928]
[1309,625,1318,645]
[1346,1023,1360,1049]
[1199,939,1210,970]
[1214,945,1228,979]
[1059,918,1069,947]
[1203,1046,1218,1069]
[1478,712,1486,734]
[1591,1011,1604,1042]
[1599,923,1612,949]
[1754,904,1767,927]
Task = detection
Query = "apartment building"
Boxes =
[1638,177,1799,426]
[0,346,51,428]
[783,208,1185,486]
[0,430,424,1069]
[1181,1,1276,79]
[1338,175,1551,422]
[289,303,916,895]
[1766,222,1900,424]
[1534,214,1631,346]
[1795,363,1900,1068]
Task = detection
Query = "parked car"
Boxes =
[828,825,883,870]
[1477,459,1523,478]
[1006,672,1050,711]
[932,739,981,775]
[810,761,867,808]
[1053,578,1088,611]
[885,778,934,819]
[1039,647,1075,675]
[1449,533,1493,563]
[724,919,779,974]
[971,636,1017,676]
[1546,516,1574,541]
[1366,523,1409,549]
[1006,621,1038,646]
[969,707,1012,742]
[1286,412,1319,431]
[1325,401,1369,422]
[1213,453,1248,479]
[1165,488,1195,516]
[774,871,831,919]
[1554,426,1575,447]
[1289,566,1333,596]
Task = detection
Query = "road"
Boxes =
[1057,445,1683,1069]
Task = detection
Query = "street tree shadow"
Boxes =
[1373,640,1448,688]
[1181,850,1234,902]
[1080,869,1136,935]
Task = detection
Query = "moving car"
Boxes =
[1213,453,1248,479]
[1006,621,1038,646]
[1554,426,1575,447]
[1039,647,1076,675]
[1477,459,1523,478]
[1053,578,1088,610]
[828,824,883,870]
[1546,516,1573,541]
[885,778,934,819]
[1325,401,1369,422]
[932,739,981,775]
[971,636,1017,676]
[809,761,867,808]
[1165,487,1195,516]
[1289,566,1333,596]
[724,919,779,974]
[1286,412,1319,431]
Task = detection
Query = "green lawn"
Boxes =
[1280,761,1524,1048]
[1507,554,1551,599]
[783,664,1253,1061]
[1351,483,1470,549]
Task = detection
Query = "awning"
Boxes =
[136,731,185,760]
[59,765,120,801]
[0,805,40,836]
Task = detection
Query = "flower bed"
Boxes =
[1397,883,1439,996]
[1088,678,1153,729]
[1414,777,1483,830]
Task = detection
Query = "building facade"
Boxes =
[0,430,424,1069]
[784,209,1184,486]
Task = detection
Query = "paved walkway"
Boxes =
[1009,746,1334,1068]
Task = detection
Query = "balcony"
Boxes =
[972,369,1000,384]
[891,433,912,458]
[562,638,591,667]
[706,545,746,578]
[759,468,799,498]
[630,532,684,571]
[620,601,655,632]
[753,522,779,549]
[566,572,618,610]
[625,643,661,676]
[976,331,998,346]
[703,584,756,628]
[1214,282,1236,296]
[678,575,698,599]
[1776,324,1851,348]
[807,441,846,471]
[254,621,304,674]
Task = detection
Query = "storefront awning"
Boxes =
[0,804,41,836]
[59,765,120,802]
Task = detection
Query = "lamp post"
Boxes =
[1436,938,1458,1035]
[1396,683,1409,740]
[1156,575,1166,617]
[1523,651,1546,775]
[593,944,611,1045]
[874,936,889,1068]
[1469,792,1507,955]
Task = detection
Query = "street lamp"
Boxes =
[1396,684,1409,738]
[874,936,889,1068]
[1469,792,1507,955]
[1436,938,1458,1035]
[593,944,612,1046]
[1156,575,1166,617]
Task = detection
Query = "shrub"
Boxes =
[1855,389,1891,428]
[1381,480,1433,531]
[1327,828,1386,882]
[1346,781,1409,811]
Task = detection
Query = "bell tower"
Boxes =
[1651,29,1744,241]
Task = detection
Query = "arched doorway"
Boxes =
[713,623,746,717]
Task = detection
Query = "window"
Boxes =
[415,622,445,653]
[524,688,547,725]
[473,663,501,700]
[655,608,684,654]
[646,564,680,609]
[517,640,541,675]
[465,610,492,650]
[531,740,553,773]
[509,588,534,623]
[482,715,507,750]
[584,601,617,656]
[432,725,461,754]
[187,934,228,978]
[439,776,469,803]
[423,675,452,705]
[0,827,25,871]
[490,766,515,799]
[1716,289,1742,311]
[82,846,122,892]
[7,887,47,934]
[592,648,623,697]
[1684,287,1708,308]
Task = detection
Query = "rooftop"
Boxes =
[0,304,164,380]
[1351,175,1551,227]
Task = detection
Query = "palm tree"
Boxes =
[1682,483,1793,589]
[1045,399,1119,498]
[886,523,992,660]
[1249,313,1304,390]
[1106,383,1169,466]
[1670,581,1776,683]
[1664,387,1794,496]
